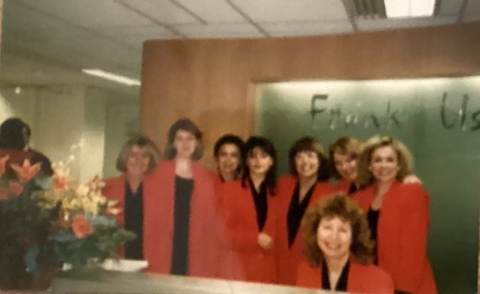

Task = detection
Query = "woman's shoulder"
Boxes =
[296,260,320,288]
[351,262,394,294]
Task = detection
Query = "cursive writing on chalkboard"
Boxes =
[440,92,480,131]
[310,94,402,130]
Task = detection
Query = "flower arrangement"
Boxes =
[0,150,135,290]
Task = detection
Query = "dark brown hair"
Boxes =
[164,118,203,160]
[302,193,374,266]
[241,136,277,195]
[288,136,329,181]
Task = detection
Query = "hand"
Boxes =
[403,174,422,184]
[257,232,273,250]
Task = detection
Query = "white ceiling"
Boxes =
[0,0,479,96]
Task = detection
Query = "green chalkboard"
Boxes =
[256,76,480,294]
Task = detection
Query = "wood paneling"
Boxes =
[140,22,480,165]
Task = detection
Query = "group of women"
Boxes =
[102,117,437,294]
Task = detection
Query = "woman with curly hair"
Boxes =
[297,194,393,294]
[354,136,437,294]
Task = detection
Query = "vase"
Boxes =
[0,266,56,293]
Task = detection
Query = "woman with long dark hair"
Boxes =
[218,136,278,283]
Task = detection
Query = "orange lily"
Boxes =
[10,159,42,183]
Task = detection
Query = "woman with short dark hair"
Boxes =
[276,136,334,285]
[297,194,393,294]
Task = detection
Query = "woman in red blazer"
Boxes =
[297,194,393,294]
[328,137,363,193]
[328,136,422,194]
[102,135,160,260]
[354,136,437,294]
[142,118,220,278]
[276,136,335,285]
[218,136,278,283]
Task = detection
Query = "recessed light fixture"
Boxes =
[81,69,141,86]
[384,0,436,18]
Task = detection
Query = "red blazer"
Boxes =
[296,258,394,294]
[329,178,353,194]
[103,175,127,227]
[275,175,335,285]
[354,182,437,294]
[217,179,278,283]
[142,160,220,278]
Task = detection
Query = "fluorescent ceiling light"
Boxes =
[82,69,141,86]
[384,0,435,18]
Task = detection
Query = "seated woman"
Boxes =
[103,135,160,260]
[297,194,393,294]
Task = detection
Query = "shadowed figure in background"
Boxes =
[0,117,53,177]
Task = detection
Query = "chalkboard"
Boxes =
[256,76,480,294]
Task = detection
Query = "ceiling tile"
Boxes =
[176,0,245,23]
[124,0,197,24]
[99,25,176,39]
[18,0,154,27]
[357,16,456,31]
[463,0,480,22]
[437,0,464,16]
[174,23,262,38]
[229,0,349,22]
[3,0,65,31]
[262,20,354,37]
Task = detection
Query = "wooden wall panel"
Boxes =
[140,22,480,165]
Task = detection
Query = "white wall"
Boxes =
[0,84,136,183]
[102,101,140,179]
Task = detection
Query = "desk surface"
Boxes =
[53,270,336,294]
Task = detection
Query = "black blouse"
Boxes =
[287,181,315,247]
[321,259,350,291]
[124,182,144,260]
[248,177,268,232]
[367,207,380,264]
[170,176,194,275]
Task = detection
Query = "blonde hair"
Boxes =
[116,135,161,173]
[357,135,413,187]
